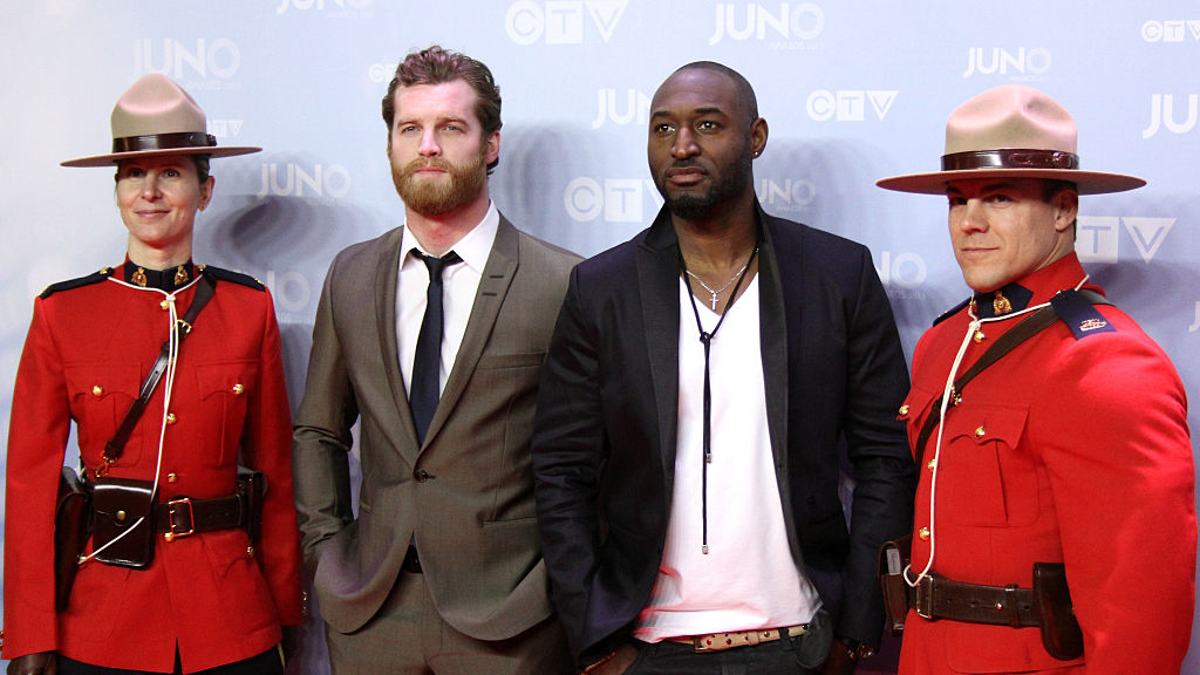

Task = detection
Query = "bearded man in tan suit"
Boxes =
[292,45,578,674]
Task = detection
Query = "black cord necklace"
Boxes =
[679,242,759,554]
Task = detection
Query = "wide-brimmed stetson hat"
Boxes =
[61,74,260,168]
[876,84,1144,195]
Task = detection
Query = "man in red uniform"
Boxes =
[877,84,1195,673]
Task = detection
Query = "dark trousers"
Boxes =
[57,648,283,675]
[624,608,833,675]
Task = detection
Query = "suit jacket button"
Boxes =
[414,469,430,482]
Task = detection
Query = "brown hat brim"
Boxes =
[875,167,1146,196]
[61,144,261,168]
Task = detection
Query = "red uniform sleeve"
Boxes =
[3,298,72,658]
[1038,326,1195,673]
[240,290,304,625]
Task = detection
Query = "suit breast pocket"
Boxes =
[937,403,1038,527]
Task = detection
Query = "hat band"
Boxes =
[941,149,1079,172]
[112,131,217,154]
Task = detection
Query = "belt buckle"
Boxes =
[915,576,935,620]
[165,497,196,541]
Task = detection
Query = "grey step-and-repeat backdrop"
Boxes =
[3,2,1197,673]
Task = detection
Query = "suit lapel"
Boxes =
[421,217,519,447]
[757,209,805,555]
[638,209,683,495]
[375,227,422,455]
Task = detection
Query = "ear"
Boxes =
[750,117,768,158]
[1052,187,1078,233]
[197,176,215,212]
[484,130,500,166]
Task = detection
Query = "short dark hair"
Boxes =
[1040,178,1076,203]
[381,45,503,172]
[672,61,759,125]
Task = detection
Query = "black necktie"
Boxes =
[409,249,463,443]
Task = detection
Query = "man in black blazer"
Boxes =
[532,62,915,674]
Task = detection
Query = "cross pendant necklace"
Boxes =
[685,260,751,310]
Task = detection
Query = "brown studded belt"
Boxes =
[665,624,809,653]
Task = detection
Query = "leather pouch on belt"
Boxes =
[55,467,91,611]
[1032,562,1083,661]
[91,477,157,569]
[878,534,913,635]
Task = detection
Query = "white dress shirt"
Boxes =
[635,276,822,641]
[396,202,500,399]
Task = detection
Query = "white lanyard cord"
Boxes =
[79,278,195,563]
[903,275,1089,587]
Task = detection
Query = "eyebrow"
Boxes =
[650,106,727,119]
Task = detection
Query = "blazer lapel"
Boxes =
[638,209,683,495]
[421,217,519,447]
[375,227,423,455]
[756,208,804,555]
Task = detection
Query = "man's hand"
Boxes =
[6,652,57,675]
[816,639,857,675]
[580,643,639,675]
[280,625,303,665]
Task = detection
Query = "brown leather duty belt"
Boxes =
[666,624,809,653]
[154,492,245,540]
[912,574,1038,628]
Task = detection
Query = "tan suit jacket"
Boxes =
[293,216,579,640]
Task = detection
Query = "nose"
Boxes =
[141,172,161,198]
[671,127,699,159]
[418,129,441,157]
[958,198,987,232]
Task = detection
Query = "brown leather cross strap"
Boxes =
[102,275,217,470]
[912,289,1109,466]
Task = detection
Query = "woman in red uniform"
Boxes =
[3,74,302,674]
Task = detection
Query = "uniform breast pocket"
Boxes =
[194,361,258,466]
[938,403,1038,527]
[64,364,142,463]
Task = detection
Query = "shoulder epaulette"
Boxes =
[39,267,115,299]
[932,297,971,327]
[198,264,266,291]
[1050,289,1116,340]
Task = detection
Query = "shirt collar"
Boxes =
[969,253,1094,319]
[121,258,197,291]
[401,201,500,274]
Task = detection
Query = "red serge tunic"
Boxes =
[897,253,1195,674]
[3,263,303,673]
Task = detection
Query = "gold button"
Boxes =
[975,425,986,439]
[167,473,178,483]
[164,532,175,542]
[919,527,931,541]
[232,384,245,395]
[898,404,910,416]
[160,299,170,310]
[166,412,177,425]
[926,459,936,471]
[116,510,127,521]
[973,329,986,343]
[92,385,103,397]
[246,546,255,558]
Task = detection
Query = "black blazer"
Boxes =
[532,204,916,664]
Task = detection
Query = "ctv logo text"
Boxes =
[563,177,662,222]
[1076,216,1176,264]
[806,90,897,122]
[1141,20,1200,42]
[506,0,629,45]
